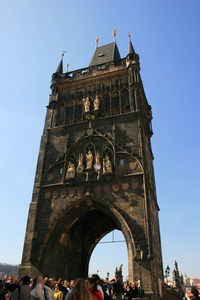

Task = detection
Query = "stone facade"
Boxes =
[20,41,164,299]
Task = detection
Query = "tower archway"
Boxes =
[39,196,135,280]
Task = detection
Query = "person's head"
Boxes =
[191,287,199,297]
[64,280,69,287]
[68,278,93,300]
[86,278,98,291]
[22,276,31,285]
[31,275,43,289]
[91,274,100,284]
[58,278,64,285]
[10,275,16,284]
[70,279,76,288]
[54,283,63,293]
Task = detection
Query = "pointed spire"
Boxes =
[56,59,63,73]
[56,51,66,73]
[128,32,135,54]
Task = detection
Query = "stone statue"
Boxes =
[103,154,112,175]
[115,264,123,282]
[82,96,90,113]
[66,161,75,180]
[94,94,100,111]
[86,150,93,169]
[77,153,84,173]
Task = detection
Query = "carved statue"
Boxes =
[115,264,123,282]
[77,153,84,173]
[86,150,93,169]
[82,96,90,113]
[94,151,101,171]
[94,94,100,111]
[103,154,112,175]
[66,161,75,180]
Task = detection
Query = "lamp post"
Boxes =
[107,272,110,279]
[164,265,170,285]
[136,245,144,297]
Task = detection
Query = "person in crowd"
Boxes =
[12,276,31,300]
[111,276,124,300]
[57,280,68,297]
[91,275,104,299]
[67,278,93,300]
[54,283,64,300]
[191,287,200,299]
[30,275,55,300]
[87,278,103,300]
[0,281,5,300]
[63,281,70,292]
[102,278,111,299]
[124,285,137,300]
[64,280,76,300]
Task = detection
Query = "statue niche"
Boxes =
[94,95,100,111]
[82,97,90,113]
[77,153,84,173]
[103,154,112,175]
[66,161,76,180]
[86,150,93,169]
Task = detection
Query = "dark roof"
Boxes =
[128,41,135,55]
[56,59,63,73]
[89,42,121,66]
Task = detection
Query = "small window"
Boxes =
[59,168,63,174]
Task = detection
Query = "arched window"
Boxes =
[111,92,120,115]
[65,102,74,124]
[104,93,110,116]
[121,89,130,113]
[74,99,82,123]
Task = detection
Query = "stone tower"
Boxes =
[20,40,163,299]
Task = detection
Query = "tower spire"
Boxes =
[56,51,66,73]
[128,32,135,54]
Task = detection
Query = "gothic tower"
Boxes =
[20,39,164,299]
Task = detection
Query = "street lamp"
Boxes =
[164,265,170,285]
[135,245,144,297]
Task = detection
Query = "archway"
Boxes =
[39,196,135,280]
[89,230,128,280]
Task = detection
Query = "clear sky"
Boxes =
[0,0,200,280]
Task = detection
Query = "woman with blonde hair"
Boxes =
[67,278,93,300]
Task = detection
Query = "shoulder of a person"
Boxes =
[44,285,53,292]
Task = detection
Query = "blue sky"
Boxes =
[0,0,200,279]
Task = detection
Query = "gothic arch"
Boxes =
[38,195,136,280]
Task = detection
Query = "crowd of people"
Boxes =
[0,274,140,300]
